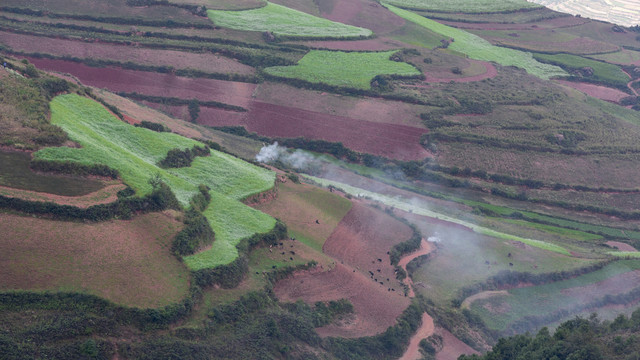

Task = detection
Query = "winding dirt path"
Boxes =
[398,239,435,298]
[399,312,435,360]
[461,290,509,309]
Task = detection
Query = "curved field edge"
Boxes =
[34,94,277,269]
[263,50,422,89]
[383,3,567,80]
[305,176,570,255]
[207,2,372,38]
[384,0,541,13]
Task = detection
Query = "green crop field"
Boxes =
[384,4,568,80]
[35,94,276,269]
[533,53,630,88]
[384,0,540,13]
[470,260,640,331]
[588,49,640,65]
[263,50,421,89]
[207,2,372,37]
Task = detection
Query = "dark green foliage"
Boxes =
[158,145,210,168]
[23,62,39,78]
[287,172,300,183]
[188,98,200,123]
[36,77,70,98]
[311,299,354,327]
[135,120,170,132]
[389,219,423,265]
[172,209,214,256]
[30,159,119,178]
[118,92,247,112]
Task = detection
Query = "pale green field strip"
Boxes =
[383,4,568,80]
[35,94,276,269]
[207,2,372,37]
[263,50,421,89]
[534,53,630,87]
[384,0,540,13]
[588,49,640,65]
[609,251,640,258]
[305,176,570,255]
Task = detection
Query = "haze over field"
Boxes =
[529,0,640,26]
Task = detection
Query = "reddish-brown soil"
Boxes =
[0,31,255,75]
[23,57,257,108]
[0,211,189,308]
[606,241,637,252]
[441,16,589,31]
[555,80,630,103]
[436,328,480,360]
[154,103,247,127]
[398,239,435,297]
[321,0,405,36]
[323,203,414,293]
[483,35,618,55]
[274,263,410,337]
[0,181,126,208]
[423,60,498,83]
[560,270,640,300]
[399,312,435,360]
[302,37,408,51]
[244,101,430,160]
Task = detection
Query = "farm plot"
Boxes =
[318,0,407,36]
[244,101,430,160]
[533,53,630,89]
[384,0,540,12]
[24,57,257,108]
[589,49,640,66]
[0,211,189,308]
[528,0,640,27]
[469,260,640,333]
[207,2,372,38]
[0,31,255,76]
[263,50,421,89]
[384,4,568,80]
[555,80,630,103]
[0,182,126,209]
[34,94,276,269]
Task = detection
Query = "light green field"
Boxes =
[306,176,570,255]
[383,4,567,80]
[263,50,421,89]
[385,0,540,13]
[588,49,640,65]
[533,53,630,87]
[35,94,276,270]
[471,260,640,331]
[207,2,372,37]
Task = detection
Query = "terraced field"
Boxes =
[529,0,640,27]
[34,94,276,269]
[384,4,567,80]
[207,2,372,37]
[384,0,541,12]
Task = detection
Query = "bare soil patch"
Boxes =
[424,60,497,83]
[24,58,256,108]
[156,104,247,127]
[398,239,435,297]
[555,80,632,103]
[399,312,435,360]
[302,37,407,51]
[0,31,255,75]
[0,211,189,308]
[606,241,637,252]
[323,203,414,293]
[244,101,429,160]
[322,0,405,36]
[0,181,126,208]
[435,328,479,360]
[274,263,410,337]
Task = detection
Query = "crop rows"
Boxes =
[385,0,540,13]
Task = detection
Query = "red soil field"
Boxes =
[273,263,410,338]
[399,312,435,360]
[302,37,407,51]
[23,57,257,108]
[0,31,255,75]
[555,80,630,103]
[153,103,247,127]
[483,35,618,55]
[0,182,126,208]
[321,0,405,35]
[398,239,435,297]
[436,328,480,360]
[606,241,637,252]
[323,203,414,293]
[440,15,589,31]
[243,101,430,160]
[0,211,189,308]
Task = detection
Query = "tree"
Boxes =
[188,99,200,123]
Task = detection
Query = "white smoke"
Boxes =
[255,142,317,170]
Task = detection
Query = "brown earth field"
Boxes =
[606,241,637,252]
[22,57,256,108]
[274,263,410,338]
[300,37,408,51]
[158,103,248,127]
[399,312,434,360]
[323,202,414,293]
[0,181,126,208]
[439,15,589,31]
[0,31,255,75]
[422,60,497,83]
[555,80,630,103]
[320,0,405,36]
[436,328,480,360]
[0,211,190,308]
[481,34,619,55]
[398,239,435,298]
[243,101,430,160]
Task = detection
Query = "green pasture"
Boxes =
[35,94,276,269]
[207,2,372,37]
[588,49,640,65]
[383,4,567,80]
[533,53,630,88]
[263,50,421,89]
[384,0,540,13]
[470,260,640,331]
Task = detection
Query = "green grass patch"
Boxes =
[388,20,448,49]
[588,49,640,65]
[501,219,603,242]
[383,4,567,80]
[533,53,630,88]
[471,260,640,331]
[608,251,640,258]
[207,2,372,37]
[263,50,421,89]
[385,0,540,13]
[35,94,276,269]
